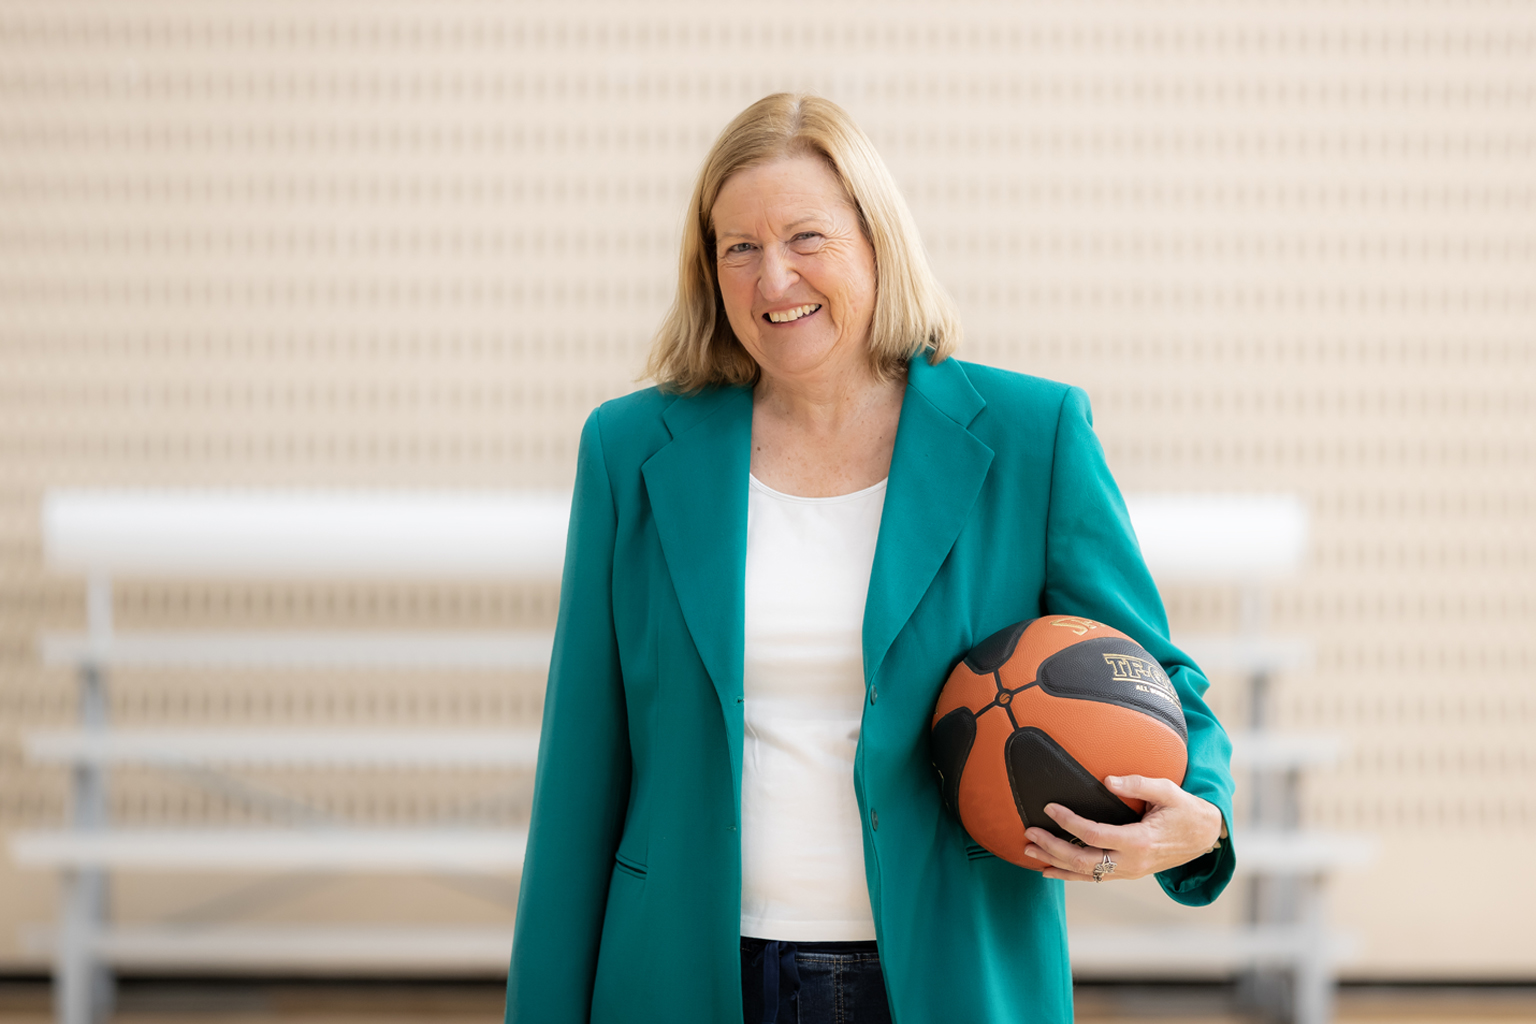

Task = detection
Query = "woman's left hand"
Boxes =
[1022,775,1224,882]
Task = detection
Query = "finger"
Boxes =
[1024,827,1104,877]
[1041,867,1098,883]
[1104,774,1184,807]
[1043,802,1138,850]
[1021,833,1082,874]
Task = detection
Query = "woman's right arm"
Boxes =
[505,410,632,1023]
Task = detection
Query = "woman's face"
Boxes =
[710,153,878,389]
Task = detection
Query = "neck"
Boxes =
[753,362,902,434]
[748,356,908,497]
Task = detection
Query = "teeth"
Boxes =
[766,304,821,323]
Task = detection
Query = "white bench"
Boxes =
[13,489,566,1024]
[1067,494,1375,1024]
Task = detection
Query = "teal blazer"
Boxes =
[506,355,1235,1024]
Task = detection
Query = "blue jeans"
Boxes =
[741,936,893,1024]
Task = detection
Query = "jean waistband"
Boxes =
[741,936,879,956]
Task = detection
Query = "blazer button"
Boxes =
[869,686,878,705]
[871,809,879,831]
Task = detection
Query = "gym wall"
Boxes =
[1,1,1532,979]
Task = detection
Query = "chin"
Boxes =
[750,334,851,380]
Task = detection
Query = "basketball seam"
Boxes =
[976,669,1038,731]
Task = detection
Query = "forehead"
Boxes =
[710,153,855,232]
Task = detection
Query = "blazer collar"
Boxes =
[639,357,993,785]
[643,383,754,706]
[641,385,755,804]
[863,356,993,684]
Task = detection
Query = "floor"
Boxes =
[0,980,1533,1023]
[1076,985,1536,1024]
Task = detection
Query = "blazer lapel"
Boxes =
[863,357,994,685]
[641,385,753,786]
[638,359,990,795]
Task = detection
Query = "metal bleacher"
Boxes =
[11,488,1373,1024]
[11,490,566,1024]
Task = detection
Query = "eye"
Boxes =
[723,242,754,256]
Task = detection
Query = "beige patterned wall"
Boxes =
[2,0,1532,979]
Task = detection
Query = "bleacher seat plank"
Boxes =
[1070,925,1357,973]
[1229,731,1344,769]
[24,729,540,767]
[1230,830,1376,873]
[40,630,554,670]
[1125,494,1308,582]
[43,490,571,579]
[1173,634,1313,675]
[24,925,517,973]
[11,829,528,872]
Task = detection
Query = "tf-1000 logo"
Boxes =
[1101,652,1180,706]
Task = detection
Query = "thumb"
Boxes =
[1105,773,1182,805]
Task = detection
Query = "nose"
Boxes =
[757,244,798,300]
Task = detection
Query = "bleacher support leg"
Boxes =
[57,867,110,1024]
[56,651,113,1024]
[1293,876,1332,1024]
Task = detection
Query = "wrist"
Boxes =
[1205,812,1229,855]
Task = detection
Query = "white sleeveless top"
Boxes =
[739,472,886,941]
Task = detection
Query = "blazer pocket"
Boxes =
[965,841,997,863]
[614,852,648,880]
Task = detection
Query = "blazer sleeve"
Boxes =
[1041,385,1237,906]
[506,409,632,1022]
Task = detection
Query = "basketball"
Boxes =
[930,616,1188,871]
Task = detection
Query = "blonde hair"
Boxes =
[645,93,961,392]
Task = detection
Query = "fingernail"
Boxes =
[1043,803,1060,817]
[1105,776,1122,785]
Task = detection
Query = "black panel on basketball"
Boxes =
[1004,727,1141,843]
[930,708,977,817]
[1035,638,1188,741]
[963,621,1029,674]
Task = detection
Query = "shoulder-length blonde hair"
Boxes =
[645,93,961,392]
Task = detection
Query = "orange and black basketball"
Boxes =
[930,616,1188,871]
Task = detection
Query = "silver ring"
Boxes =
[1092,851,1116,882]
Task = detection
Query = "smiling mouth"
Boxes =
[764,303,821,324]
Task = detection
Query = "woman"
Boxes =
[505,93,1234,1024]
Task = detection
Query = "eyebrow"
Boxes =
[715,216,827,243]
